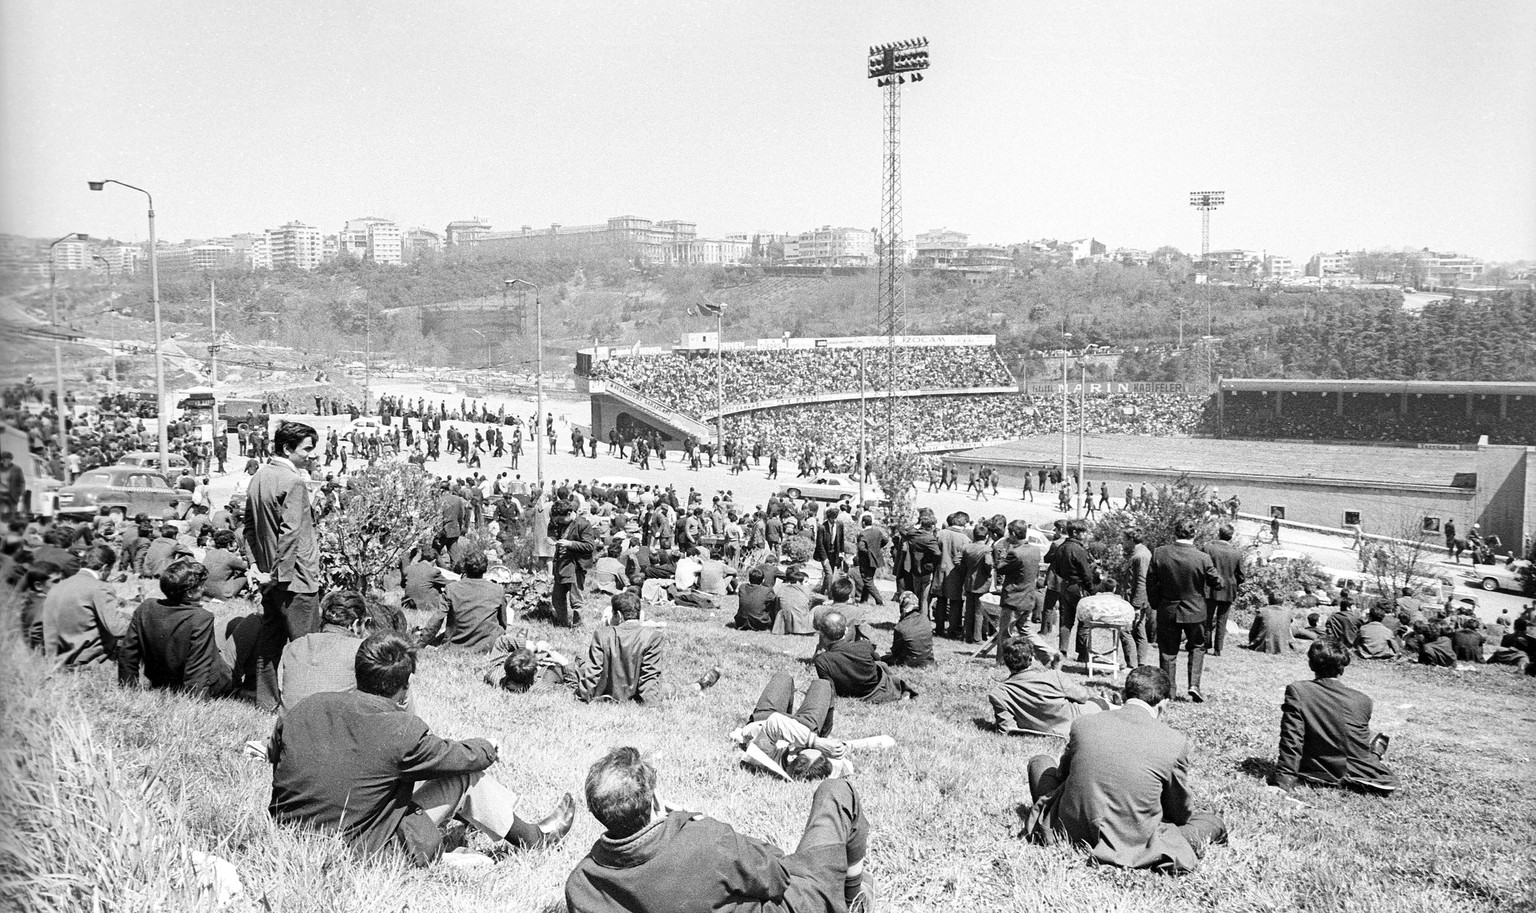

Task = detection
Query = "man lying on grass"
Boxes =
[1270,637,1397,796]
[268,631,574,866]
[484,591,721,702]
[728,672,896,780]
[1023,666,1227,874]
[566,746,874,913]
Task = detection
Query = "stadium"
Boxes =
[575,336,1535,551]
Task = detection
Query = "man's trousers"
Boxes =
[1157,616,1207,694]
[254,584,321,712]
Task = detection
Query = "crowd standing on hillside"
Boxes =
[8,405,1536,908]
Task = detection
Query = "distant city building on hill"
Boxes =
[1306,250,1353,279]
[1202,249,1263,278]
[49,238,91,271]
[458,215,748,266]
[1264,254,1299,280]
[1111,248,1151,268]
[1413,250,1483,289]
[1067,238,1107,264]
[96,244,143,275]
[445,218,493,246]
[266,221,324,270]
[912,229,1011,280]
[403,228,443,261]
[340,217,402,265]
[783,226,874,267]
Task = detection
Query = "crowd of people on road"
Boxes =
[589,345,1016,417]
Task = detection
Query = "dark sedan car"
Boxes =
[56,465,193,518]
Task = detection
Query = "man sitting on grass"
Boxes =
[733,565,780,631]
[882,591,935,668]
[201,529,251,600]
[41,544,125,668]
[728,672,896,780]
[1246,592,1293,654]
[418,549,506,652]
[277,589,371,710]
[118,559,237,699]
[812,610,920,704]
[1354,605,1401,660]
[268,631,575,866]
[1270,638,1397,796]
[989,636,1112,738]
[1023,666,1227,874]
[141,524,192,581]
[565,746,873,913]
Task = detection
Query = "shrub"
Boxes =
[317,462,441,592]
[1088,473,1224,587]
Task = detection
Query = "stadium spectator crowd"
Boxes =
[1215,394,1536,446]
[588,345,1015,417]
[725,393,1204,467]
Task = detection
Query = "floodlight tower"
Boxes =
[1189,191,1224,391]
[868,37,929,450]
[1189,190,1224,289]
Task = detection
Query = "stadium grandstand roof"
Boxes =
[1220,378,1536,396]
[955,434,1474,489]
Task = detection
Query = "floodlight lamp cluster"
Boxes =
[868,36,930,85]
[1189,190,1226,210]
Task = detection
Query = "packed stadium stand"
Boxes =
[1213,379,1536,446]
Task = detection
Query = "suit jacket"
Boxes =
[883,611,935,667]
[857,525,890,569]
[1202,540,1246,605]
[117,598,231,697]
[960,540,995,594]
[439,493,468,539]
[813,520,844,564]
[1273,677,1397,793]
[901,528,943,579]
[1147,542,1222,624]
[244,458,320,594]
[41,570,125,667]
[997,541,1042,611]
[1127,543,1152,610]
[268,690,496,863]
[554,513,600,582]
[812,639,902,703]
[1025,704,1203,873]
[937,526,970,598]
[576,620,664,704]
[989,669,1092,738]
[421,578,505,652]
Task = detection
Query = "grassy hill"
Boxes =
[6,590,1534,912]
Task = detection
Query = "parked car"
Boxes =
[1462,559,1532,594]
[56,465,193,518]
[117,450,191,478]
[349,418,383,435]
[778,475,886,507]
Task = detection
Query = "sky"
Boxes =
[3,0,1534,261]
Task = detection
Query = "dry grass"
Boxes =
[4,589,1534,913]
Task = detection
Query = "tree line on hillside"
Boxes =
[47,249,1536,382]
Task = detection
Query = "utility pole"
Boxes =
[48,232,89,483]
[1077,361,1086,519]
[209,277,219,453]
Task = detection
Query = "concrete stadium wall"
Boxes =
[1473,445,1534,555]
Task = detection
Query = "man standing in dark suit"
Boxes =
[812,505,845,594]
[1047,519,1097,662]
[1202,523,1247,656]
[1148,517,1223,702]
[992,520,1043,666]
[898,512,943,619]
[1271,638,1397,795]
[245,420,322,712]
[1023,667,1227,874]
[552,499,600,627]
[853,514,889,606]
[960,525,995,644]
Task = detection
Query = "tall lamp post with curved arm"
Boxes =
[505,278,542,491]
[88,179,167,473]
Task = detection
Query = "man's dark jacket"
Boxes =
[1147,541,1222,624]
[883,611,935,667]
[268,690,496,863]
[1201,540,1246,605]
[1272,677,1397,793]
[812,639,901,703]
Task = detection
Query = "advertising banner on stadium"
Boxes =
[1025,382,1191,395]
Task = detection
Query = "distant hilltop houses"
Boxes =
[0,218,1512,292]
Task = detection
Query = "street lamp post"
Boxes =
[699,297,726,449]
[89,179,167,473]
[48,232,90,482]
[506,279,543,491]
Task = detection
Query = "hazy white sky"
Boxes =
[3,1,1533,260]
